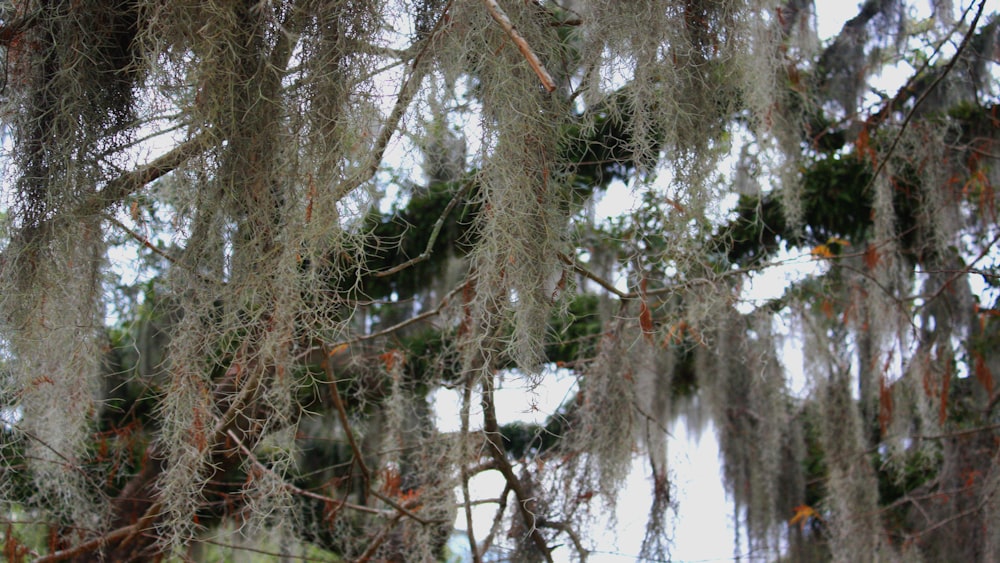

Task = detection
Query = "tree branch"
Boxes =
[88,132,212,217]
[356,512,406,563]
[34,524,141,563]
[481,376,554,562]
[461,375,484,563]
[322,350,437,525]
[226,429,390,517]
[477,483,510,557]
[324,353,373,480]
[861,0,987,195]
[482,0,557,92]
[374,179,474,278]
[538,519,590,561]
[332,0,454,201]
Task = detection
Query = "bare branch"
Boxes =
[861,0,988,194]
[34,524,141,563]
[478,483,511,557]
[324,353,373,480]
[461,375,484,563]
[538,519,590,562]
[482,0,557,93]
[481,376,554,562]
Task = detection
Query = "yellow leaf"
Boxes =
[328,343,349,357]
[789,504,818,528]
[811,244,833,258]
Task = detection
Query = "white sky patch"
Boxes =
[565,418,738,563]
[433,367,578,433]
[448,417,740,563]
[737,249,823,314]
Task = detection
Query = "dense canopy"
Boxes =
[1,0,998,561]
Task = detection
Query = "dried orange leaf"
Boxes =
[639,300,654,341]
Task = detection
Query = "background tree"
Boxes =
[0,0,997,561]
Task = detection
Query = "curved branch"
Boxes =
[89,132,212,216]
[461,375,484,563]
[373,178,475,278]
[538,519,590,562]
[226,429,390,518]
[477,483,511,556]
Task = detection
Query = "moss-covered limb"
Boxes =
[362,180,480,299]
[372,179,476,279]
[357,82,693,305]
[559,90,662,191]
[328,0,451,205]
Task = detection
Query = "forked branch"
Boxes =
[481,376,555,562]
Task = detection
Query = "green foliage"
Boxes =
[560,92,661,193]
[498,418,567,461]
[721,153,874,266]
[363,180,479,300]
[720,192,794,266]
[544,294,602,363]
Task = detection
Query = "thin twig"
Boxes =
[861,0,987,196]
[461,374,484,563]
[369,488,437,526]
[559,251,729,301]
[538,519,590,561]
[339,284,464,346]
[914,229,1000,317]
[915,422,1000,441]
[34,524,141,563]
[356,512,406,563]
[196,537,332,562]
[323,350,437,524]
[333,0,454,202]
[482,0,557,92]
[89,131,212,216]
[374,179,474,278]
[559,252,628,298]
[478,483,511,556]
[104,214,179,265]
[323,354,372,480]
[226,429,388,517]
[481,376,554,562]
[11,425,109,496]
[987,389,1000,417]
